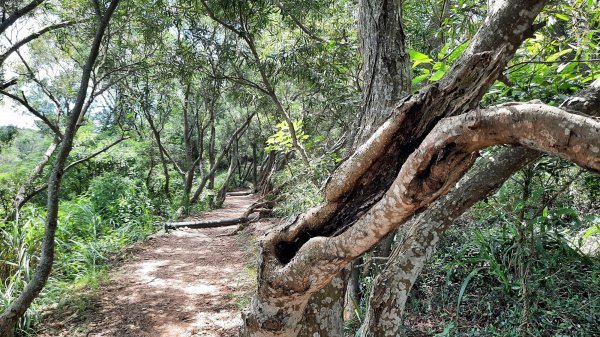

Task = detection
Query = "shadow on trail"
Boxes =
[40,193,258,337]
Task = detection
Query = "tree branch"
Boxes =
[15,50,64,115]
[14,135,128,210]
[0,21,75,66]
[0,0,44,36]
[281,104,599,288]
[0,89,63,138]
[276,1,326,43]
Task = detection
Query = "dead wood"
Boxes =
[222,201,276,236]
[227,190,254,196]
[166,214,259,230]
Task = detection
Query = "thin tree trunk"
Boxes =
[0,2,119,334]
[343,0,412,324]
[208,94,217,189]
[200,0,310,166]
[216,152,236,207]
[350,0,411,148]
[252,143,258,191]
[190,112,255,204]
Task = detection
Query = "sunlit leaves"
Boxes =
[265,120,309,154]
[409,42,467,88]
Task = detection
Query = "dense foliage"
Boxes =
[0,0,598,336]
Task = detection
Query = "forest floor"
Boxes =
[38,193,274,337]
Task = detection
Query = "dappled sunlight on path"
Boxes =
[40,193,258,337]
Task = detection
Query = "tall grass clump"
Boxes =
[0,173,160,335]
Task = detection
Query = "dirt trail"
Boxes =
[41,193,260,337]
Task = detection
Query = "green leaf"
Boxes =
[583,225,600,239]
[557,62,576,74]
[412,73,429,86]
[434,322,456,337]
[555,13,570,21]
[409,49,433,67]
[456,267,483,315]
[546,48,572,62]
[430,63,449,82]
[447,42,468,63]
[437,44,449,60]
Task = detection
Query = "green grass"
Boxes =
[0,195,159,336]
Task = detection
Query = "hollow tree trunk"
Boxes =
[361,78,600,336]
[241,2,552,336]
[335,0,412,330]
[242,99,599,337]
[0,2,119,334]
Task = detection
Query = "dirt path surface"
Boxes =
[41,193,259,337]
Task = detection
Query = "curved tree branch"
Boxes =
[361,78,600,336]
[282,104,599,287]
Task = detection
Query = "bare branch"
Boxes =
[276,1,326,43]
[0,89,63,138]
[15,50,64,115]
[0,21,75,66]
[63,135,128,172]
[14,135,128,210]
[0,0,44,36]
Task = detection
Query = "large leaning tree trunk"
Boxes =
[238,1,600,336]
[0,1,120,335]
[361,78,600,336]
[299,0,411,334]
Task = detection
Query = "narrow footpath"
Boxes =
[40,193,260,337]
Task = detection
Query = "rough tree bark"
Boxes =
[310,0,411,333]
[361,147,540,336]
[297,268,349,337]
[242,101,598,337]
[351,0,410,148]
[240,1,568,336]
[362,78,600,336]
[0,1,119,335]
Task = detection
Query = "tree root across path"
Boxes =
[37,192,264,337]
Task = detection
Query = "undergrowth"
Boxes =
[402,199,600,336]
[0,175,159,336]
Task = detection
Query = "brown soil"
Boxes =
[38,193,267,337]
